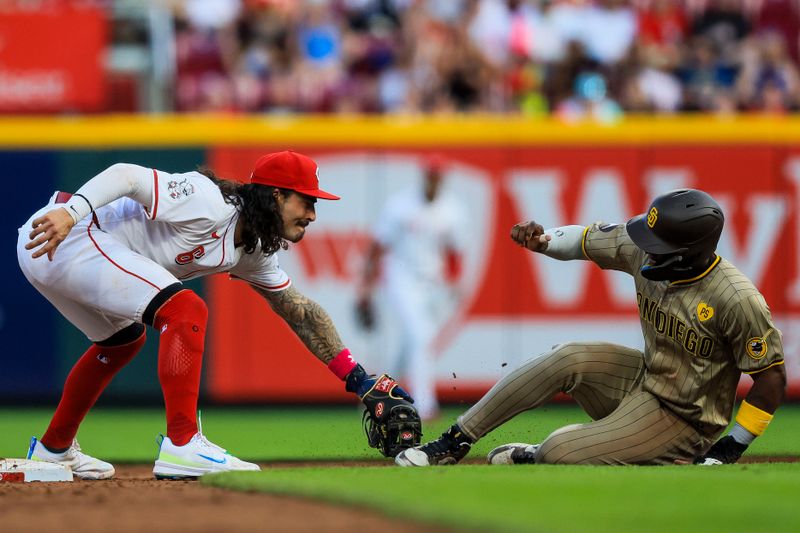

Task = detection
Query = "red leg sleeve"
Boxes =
[42,332,146,450]
[154,290,208,446]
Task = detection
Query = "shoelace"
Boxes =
[70,439,95,460]
[510,447,537,464]
[193,432,228,454]
[419,434,463,458]
[67,439,96,464]
[194,410,225,452]
[194,411,230,456]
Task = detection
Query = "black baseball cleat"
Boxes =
[487,443,539,465]
[395,424,472,466]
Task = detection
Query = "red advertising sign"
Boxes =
[0,6,107,111]
[206,145,800,402]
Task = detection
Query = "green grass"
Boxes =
[3,404,800,532]
[2,404,800,461]
[205,464,800,533]
[0,405,586,461]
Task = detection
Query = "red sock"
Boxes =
[42,333,146,450]
[154,290,208,447]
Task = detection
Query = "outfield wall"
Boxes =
[1,115,798,403]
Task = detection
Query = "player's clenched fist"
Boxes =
[25,207,76,261]
[510,221,551,252]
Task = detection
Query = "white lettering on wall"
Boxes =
[785,157,800,303]
[508,169,589,305]
[0,70,66,104]
[715,194,787,287]
[643,168,694,205]
[508,168,636,306]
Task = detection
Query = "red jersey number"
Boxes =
[175,245,205,265]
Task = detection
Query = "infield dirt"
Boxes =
[3,457,797,533]
[0,464,451,533]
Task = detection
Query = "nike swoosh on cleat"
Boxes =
[197,454,227,464]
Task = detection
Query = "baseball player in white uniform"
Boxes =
[17,150,418,479]
[356,157,464,420]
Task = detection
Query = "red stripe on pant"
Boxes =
[42,333,147,450]
[154,290,208,446]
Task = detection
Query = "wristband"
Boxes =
[729,423,756,445]
[73,193,94,213]
[541,225,587,261]
[62,205,80,225]
[63,198,92,224]
[328,348,357,380]
[734,400,773,437]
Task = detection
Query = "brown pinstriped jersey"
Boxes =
[582,223,784,434]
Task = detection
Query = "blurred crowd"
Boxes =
[162,0,800,117]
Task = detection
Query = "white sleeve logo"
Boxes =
[168,178,195,200]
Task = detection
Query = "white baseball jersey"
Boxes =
[17,166,289,341]
[372,186,463,419]
[373,187,462,282]
[94,169,290,290]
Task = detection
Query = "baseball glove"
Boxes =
[346,366,422,457]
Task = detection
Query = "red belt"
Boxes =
[55,191,73,204]
[55,191,100,228]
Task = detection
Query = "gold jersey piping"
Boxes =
[669,255,721,286]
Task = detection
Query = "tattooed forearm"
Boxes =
[260,285,345,364]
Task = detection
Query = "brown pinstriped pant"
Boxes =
[457,342,713,465]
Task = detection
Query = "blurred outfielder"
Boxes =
[17,150,420,480]
[356,156,464,420]
[396,189,786,466]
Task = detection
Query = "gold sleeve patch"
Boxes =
[697,302,714,322]
[746,337,768,360]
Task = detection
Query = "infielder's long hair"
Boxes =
[198,167,289,256]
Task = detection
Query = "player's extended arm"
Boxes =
[354,240,385,330]
[695,364,786,465]
[26,163,154,260]
[510,221,586,260]
[261,285,346,364]
[259,284,422,456]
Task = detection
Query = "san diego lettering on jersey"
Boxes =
[636,292,715,358]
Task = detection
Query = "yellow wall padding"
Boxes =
[1,114,799,148]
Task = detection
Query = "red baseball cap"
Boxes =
[249,150,340,200]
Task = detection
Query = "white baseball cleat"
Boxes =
[487,443,540,465]
[27,437,115,480]
[395,447,435,467]
[153,432,260,480]
[696,457,724,466]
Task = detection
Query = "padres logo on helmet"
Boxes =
[626,189,725,282]
[647,207,658,228]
